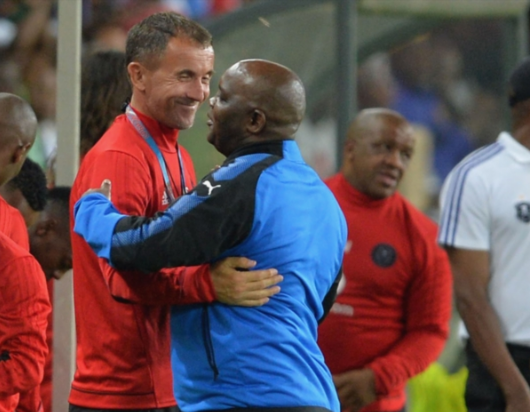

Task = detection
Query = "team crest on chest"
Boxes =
[371,243,397,268]
[516,202,530,223]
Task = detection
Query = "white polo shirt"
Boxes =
[439,132,530,345]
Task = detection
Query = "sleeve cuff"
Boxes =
[74,193,124,262]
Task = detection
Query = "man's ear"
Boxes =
[247,109,266,134]
[343,139,356,163]
[34,218,57,237]
[127,62,147,92]
[11,143,31,165]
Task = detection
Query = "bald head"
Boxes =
[229,59,306,132]
[342,108,415,199]
[0,93,38,146]
[207,59,306,156]
[0,93,38,186]
[346,108,409,143]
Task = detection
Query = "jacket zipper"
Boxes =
[201,305,219,379]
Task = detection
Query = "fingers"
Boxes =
[210,258,283,307]
[223,256,257,270]
[234,286,282,307]
[244,268,281,285]
[223,270,283,307]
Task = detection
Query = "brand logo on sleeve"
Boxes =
[195,179,222,196]
[162,190,169,206]
[203,180,221,195]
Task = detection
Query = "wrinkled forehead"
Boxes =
[362,116,415,146]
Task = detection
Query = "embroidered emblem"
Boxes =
[516,202,530,223]
[371,243,397,268]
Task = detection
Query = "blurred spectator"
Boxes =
[464,90,503,148]
[80,50,131,158]
[390,37,475,186]
[358,53,397,110]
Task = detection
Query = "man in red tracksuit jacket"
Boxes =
[69,12,281,412]
[0,93,50,412]
[318,108,452,412]
[0,232,51,412]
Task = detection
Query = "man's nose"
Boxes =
[187,79,210,102]
[384,150,405,170]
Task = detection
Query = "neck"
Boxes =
[129,94,153,121]
[512,123,530,150]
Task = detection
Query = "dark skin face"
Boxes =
[28,205,72,281]
[342,109,415,199]
[206,59,306,157]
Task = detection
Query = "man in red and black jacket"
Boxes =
[318,108,452,412]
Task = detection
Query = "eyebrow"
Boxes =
[176,69,215,77]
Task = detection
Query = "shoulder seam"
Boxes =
[439,143,504,246]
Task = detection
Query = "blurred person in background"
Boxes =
[80,50,131,158]
[0,92,50,412]
[318,108,452,412]
[390,38,474,186]
[3,165,71,412]
[438,57,530,412]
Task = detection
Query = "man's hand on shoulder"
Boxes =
[210,257,282,307]
[333,368,377,412]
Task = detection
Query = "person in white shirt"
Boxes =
[438,57,530,412]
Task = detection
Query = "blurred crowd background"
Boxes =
[0,0,510,217]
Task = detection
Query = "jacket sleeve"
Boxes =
[75,170,256,274]
[74,150,217,305]
[0,256,51,397]
[367,234,453,396]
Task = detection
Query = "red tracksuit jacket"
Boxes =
[0,231,50,412]
[69,108,217,409]
[318,173,452,412]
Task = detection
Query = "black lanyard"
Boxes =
[125,105,188,202]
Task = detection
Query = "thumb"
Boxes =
[101,179,112,200]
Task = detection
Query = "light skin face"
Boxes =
[342,110,415,199]
[128,36,214,130]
